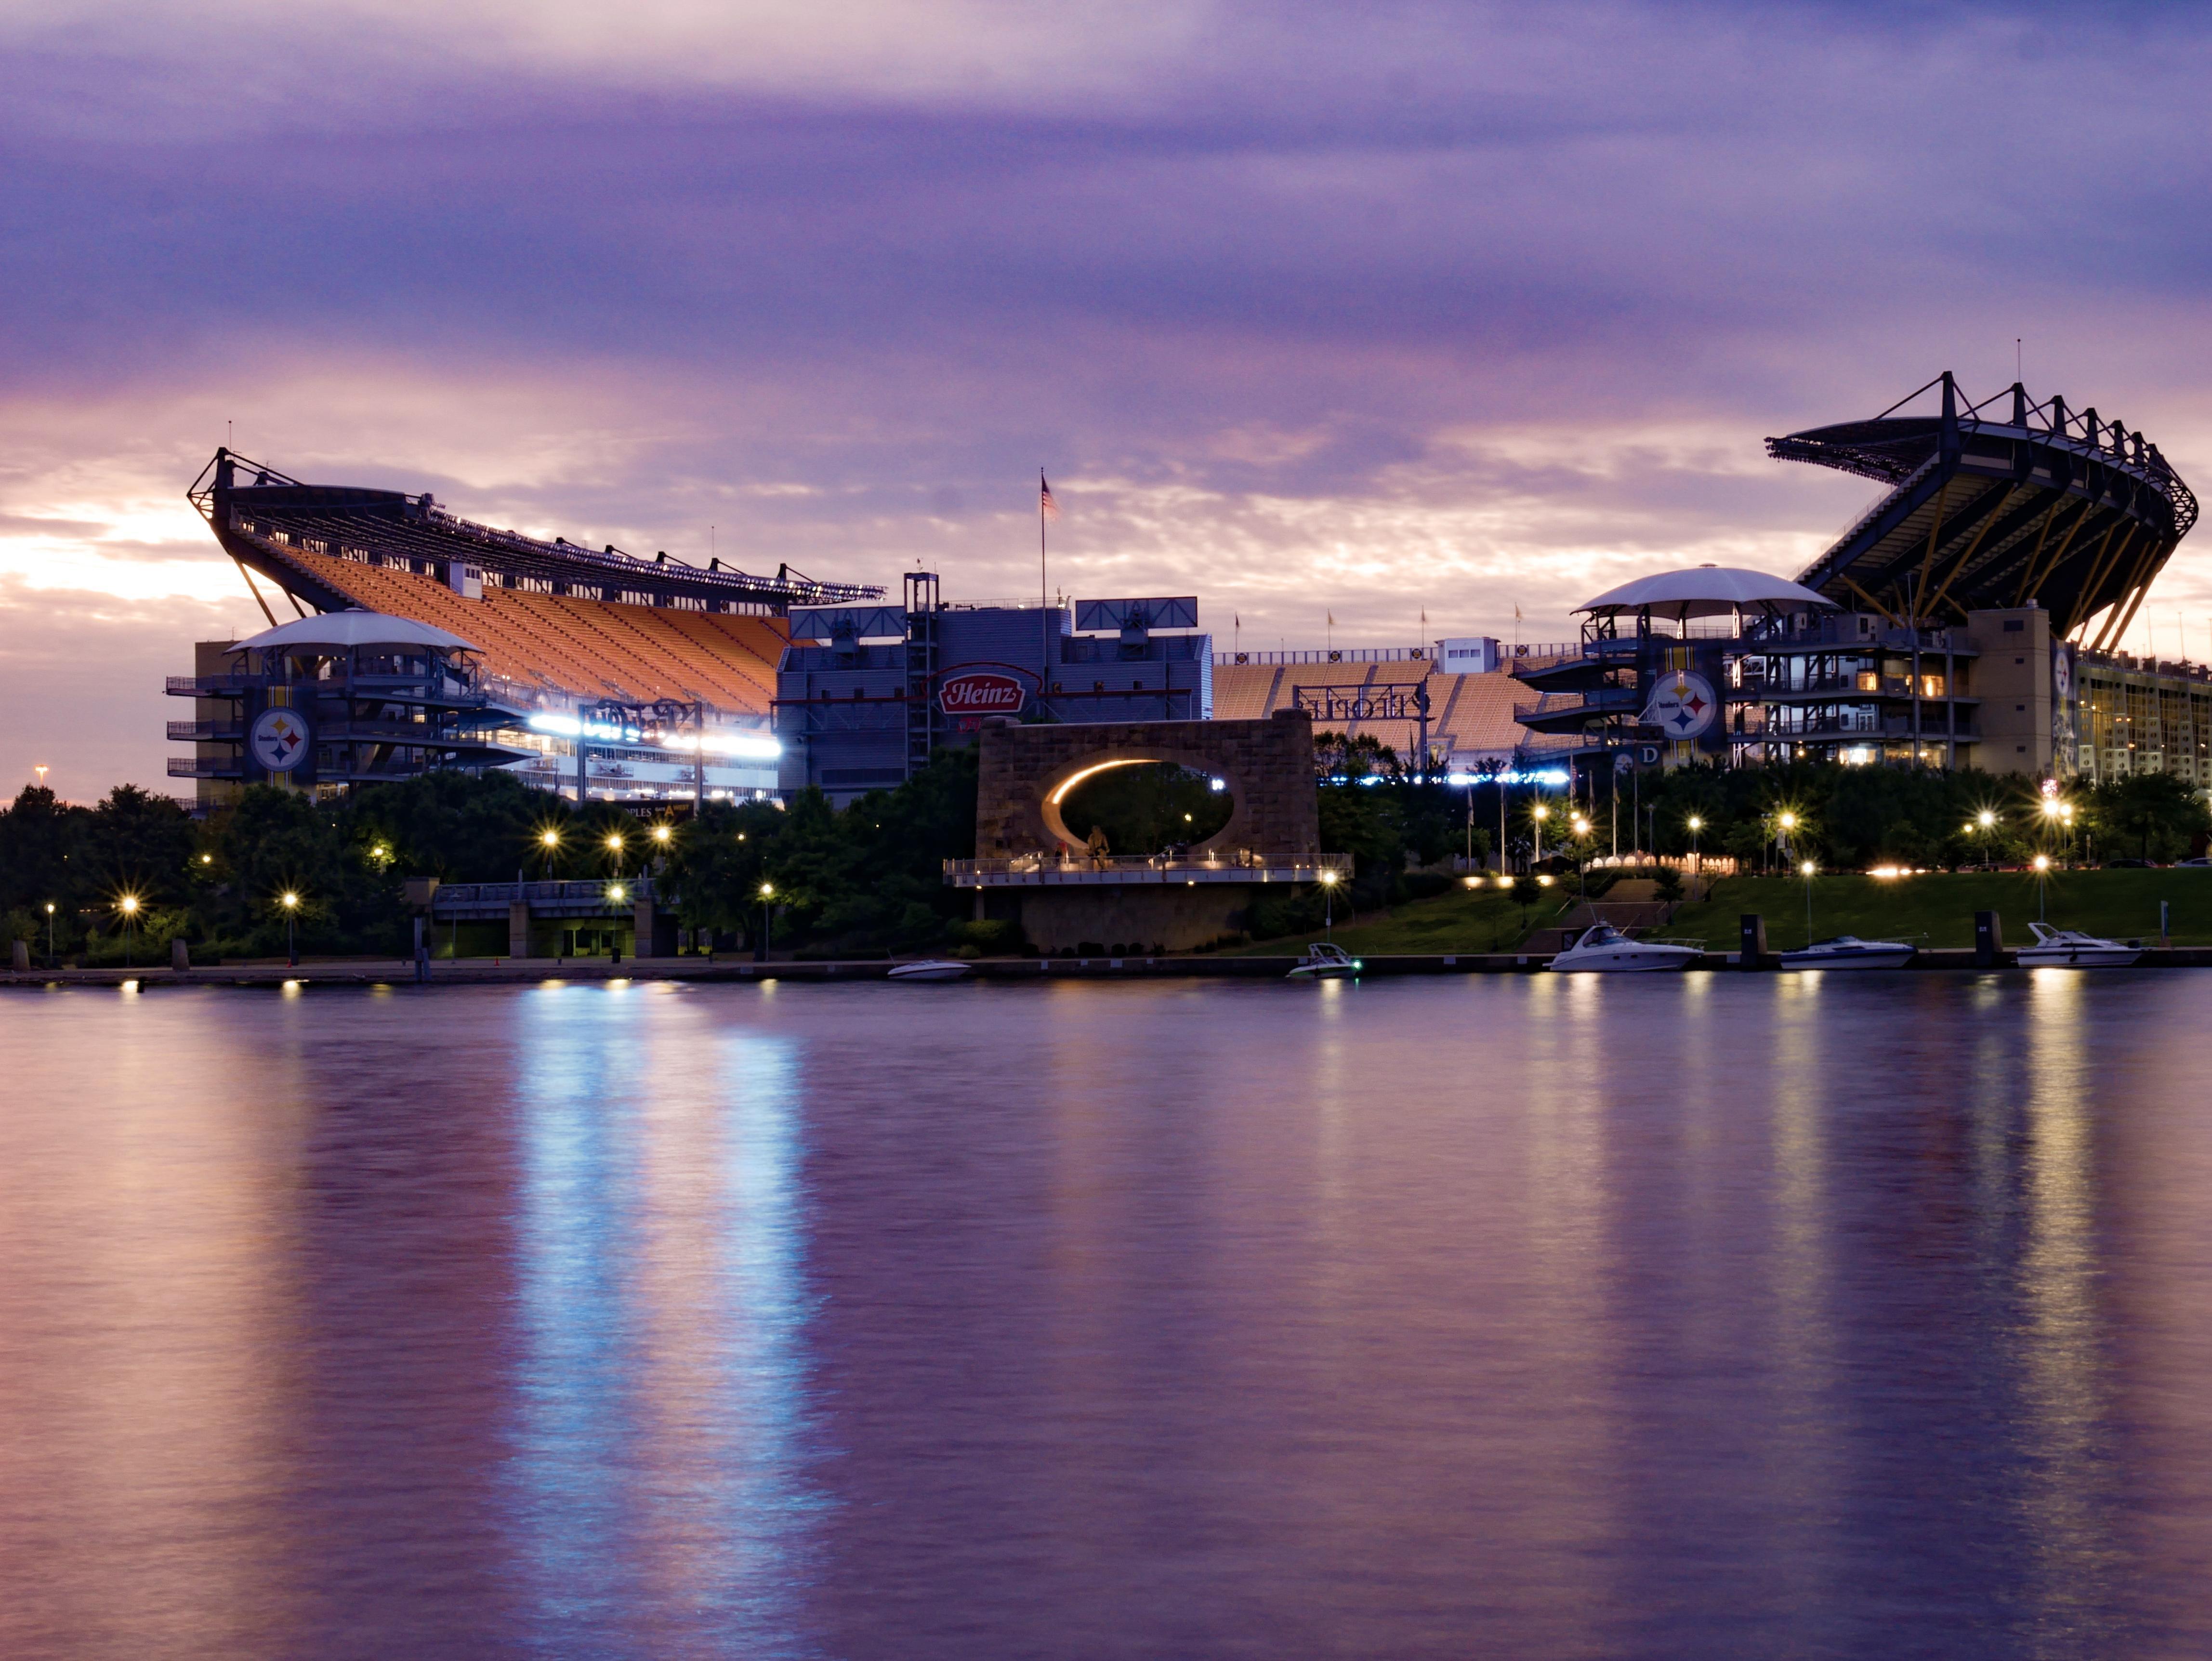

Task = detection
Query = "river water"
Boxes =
[4,973,2212,1658]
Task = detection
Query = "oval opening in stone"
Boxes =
[1055,763,1232,855]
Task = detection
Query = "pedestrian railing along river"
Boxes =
[945,853,1352,887]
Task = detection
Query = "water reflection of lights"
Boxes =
[2019,971,2104,1614]
[509,995,814,1641]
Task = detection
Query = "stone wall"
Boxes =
[974,709,1319,858]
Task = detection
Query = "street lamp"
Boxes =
[118,893,139,969]
[280,890,300,967]
[1686,814,1702,891]
[44,901,55,967]
[2033,852,2051,922]
[1975,807,1998,866]
[1318,867,1339,940]
[605,830,626,875]
[1531,801,1549,869]
[758,881,775,963]
[539,827,561,878]
[652,824,673,849]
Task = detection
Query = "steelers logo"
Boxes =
[1644,671,1717,739]
[250,707,311,774]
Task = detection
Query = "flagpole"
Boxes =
[1040,468,1048,713]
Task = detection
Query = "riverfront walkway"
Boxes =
[9,948,2212,989]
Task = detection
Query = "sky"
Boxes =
[5,0,2212,798]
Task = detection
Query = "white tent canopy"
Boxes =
[1576,565,1839,622]
[230,611,479,655]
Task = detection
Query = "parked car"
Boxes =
[2178,857,2212,868]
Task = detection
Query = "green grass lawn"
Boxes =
[1669,870,2212,950]
[1224,868,2212,956]
[1222,883,1565,956]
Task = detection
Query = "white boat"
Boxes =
[887,959,974,982]
[1777,935,1918,971]
[1286,942,1361,980]
[2016,922,2144,969]
[1547,923,1702,973]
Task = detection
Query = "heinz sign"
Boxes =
[939,669,1028,716]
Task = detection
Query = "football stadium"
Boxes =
[168,372,2207,815]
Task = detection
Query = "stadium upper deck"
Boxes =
[1773,372,2197,651]
[187,448,883,719]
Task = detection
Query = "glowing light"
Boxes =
[1537,874,1556,887]
[652,825,672,844]
[607,884,627,903]
[760,882,775,898]
[118,894,139,914]
[1778,811,1797,830]
[524,711,780,758]
[540,829,560,847]
[1977,809,1996,830]
[1687,815,1702,831]
[1800,860,1816,877]
[1531,803,1549,822]
[605,833,625,852]
[1444,767,1572,787]
[2034,854,2051,871]
[280,891,299,909]
[1318,869,1339,885]
[200,853,212,864]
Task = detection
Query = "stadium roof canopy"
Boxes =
[1771,372,2198,649]
[232,612,478,654]
[1577,566,1836,621]
[186,448,882,620]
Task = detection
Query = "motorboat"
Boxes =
[1286,942,1361,980]
[1546,923,1702,973]
[887,959,975,982]
[1777,935,1918,971]
[2016,922,2144,969]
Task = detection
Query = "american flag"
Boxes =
[1040,475,1060,521]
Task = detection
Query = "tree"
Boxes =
[348,770,569,882]
[2093,772,2212,863]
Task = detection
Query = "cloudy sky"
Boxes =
[6,1,2212,796]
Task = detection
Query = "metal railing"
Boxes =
[946,852,1350,886]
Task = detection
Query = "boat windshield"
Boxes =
[1577,924,1621,946]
